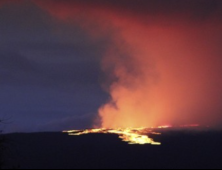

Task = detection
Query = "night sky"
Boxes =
[1,0,222,133]
[0,1,109,132]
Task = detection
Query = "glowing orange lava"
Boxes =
[64,125,201,145]
[64,128,161,145]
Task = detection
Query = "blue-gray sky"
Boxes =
[0,1,108,133]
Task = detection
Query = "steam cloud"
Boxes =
[3,0,222,128]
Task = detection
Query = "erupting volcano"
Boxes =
[33,0,222,137]
[64,125,200,145]
[64,128,161,145]
[1,1,222,168]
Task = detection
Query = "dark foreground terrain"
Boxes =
[2,130,222,169]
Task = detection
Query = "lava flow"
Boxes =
[64,128,161,145]
[63,125,201,145]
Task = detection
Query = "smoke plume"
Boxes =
[10,0,222,128]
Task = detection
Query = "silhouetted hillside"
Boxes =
[3,130,222,169]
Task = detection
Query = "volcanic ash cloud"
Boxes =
[34,0,222,128]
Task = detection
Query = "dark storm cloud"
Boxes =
[0,1,108,133]
[0,1,105,87]
[0,46,101,87]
